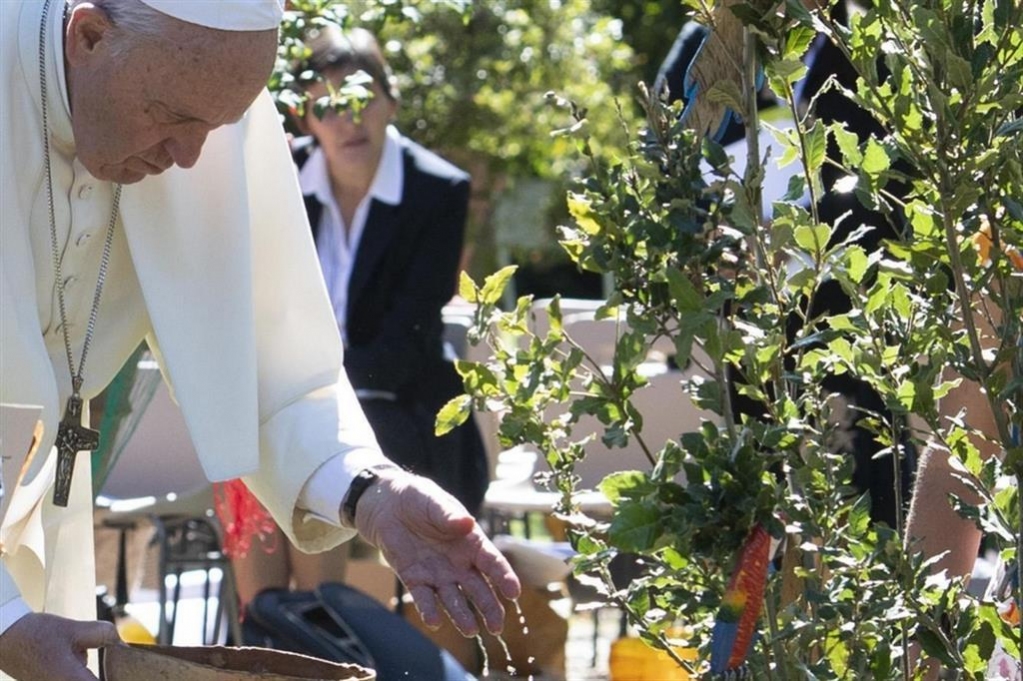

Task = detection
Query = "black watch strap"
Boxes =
[341,465,394,527]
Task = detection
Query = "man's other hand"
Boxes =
[0,612,120,680]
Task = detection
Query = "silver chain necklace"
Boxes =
[39,0,123,507]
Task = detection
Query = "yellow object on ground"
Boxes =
[609,631,697,681]
[115,614,157,645]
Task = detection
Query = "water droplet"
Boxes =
[494,632,516,676]
[514,599,529,644]
[476,634,489,677]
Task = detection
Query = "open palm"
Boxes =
[354,471,521,636]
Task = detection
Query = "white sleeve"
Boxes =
[235,91,388,551]
[243,378,390,553]
[296,449,392,527]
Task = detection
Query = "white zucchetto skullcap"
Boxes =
[137,0,285,31]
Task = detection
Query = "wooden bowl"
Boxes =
[102,644,375,680]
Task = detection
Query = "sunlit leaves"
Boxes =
[435,393,471,435]
[860,137,890,189]
[424,0,1023,676]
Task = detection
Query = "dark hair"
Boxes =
[296,27,398,102]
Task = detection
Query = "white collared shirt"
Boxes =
[299,125,404,345]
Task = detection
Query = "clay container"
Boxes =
[102,644,375,680]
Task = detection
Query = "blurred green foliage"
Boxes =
[275,0,645,281]
[591,0,692,85]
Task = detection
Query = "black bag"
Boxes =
[242,583,475,681]
[242,588,375,670]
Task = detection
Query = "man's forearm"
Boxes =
[906,352,1001,580]
[905,445,983,580]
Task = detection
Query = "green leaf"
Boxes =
[547,296,563,337]
[600,470,651,504]
[782,174,807,203]
[916,626,957,666]
[666,268,703,313]
[458,271,479,303]
[830,123,863,166]
[480,265,518,305]
[703,138,729,171]
[978,0,998,45]
[895,380,916,411]
[944,49,973,91]
[567,193,602,235]
[784,25,818,61]
[1004,197,1023,221]
[730,189,758,232]
[692,373,724,414]
[674,321,695,370]
[786,267,816,293]
[435,394,471,436]
[456,361,500,395]
[847,494,871,536]
[826,337,854,365]
[907,201,941,239]
[607,501,663,552]
[805,120,827,174]
[890,282,912,319]
[775,132,802,169]
[911,7,949,51]
[794,223,832,255]
[862,138,891,183]
[844,245,869,283]
[969,603,1006,661]
[767,59,808,90]
[1002,445,1018,472]
[864,274,891,316]
[932,378,961,400]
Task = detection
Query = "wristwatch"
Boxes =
[341,464,398,527]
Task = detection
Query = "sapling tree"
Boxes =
[448,0,1022,676]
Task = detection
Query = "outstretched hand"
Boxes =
[0,612,121,681]
[353,470,521,636]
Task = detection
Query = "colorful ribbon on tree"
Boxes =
[709,523,773,677]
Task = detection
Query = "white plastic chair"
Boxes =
[528,297,605,338]
[484,364,718,525]
[560,310,681,373]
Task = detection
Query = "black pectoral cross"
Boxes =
[52,395,99,507]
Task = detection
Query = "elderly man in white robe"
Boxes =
[0,0,519,679]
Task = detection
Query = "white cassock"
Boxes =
[0,0,389,663]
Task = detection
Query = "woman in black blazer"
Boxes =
[292,28,488,518]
